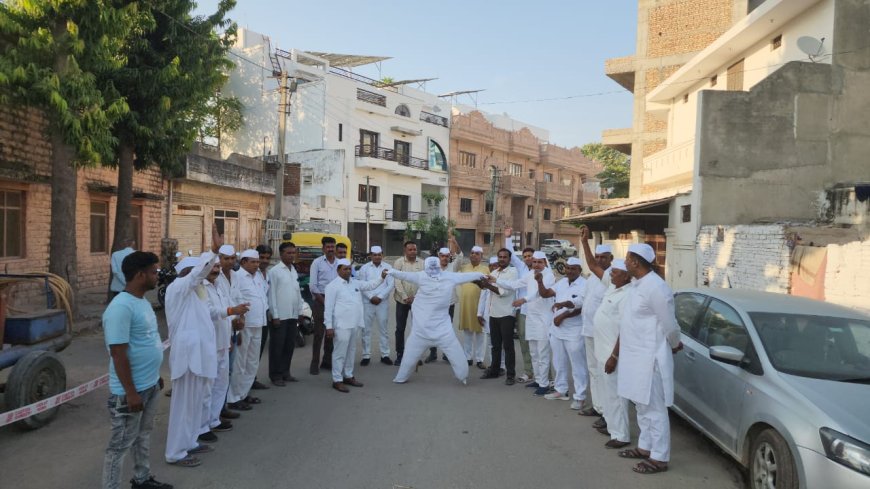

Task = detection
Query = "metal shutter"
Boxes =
[171,214,203,255]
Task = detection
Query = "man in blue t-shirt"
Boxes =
[101,251,172,489]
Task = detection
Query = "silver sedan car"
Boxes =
[672,288,870,489]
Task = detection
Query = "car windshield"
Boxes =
[749,312,870,381]
[543,240,560,246]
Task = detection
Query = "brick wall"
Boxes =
[824,239,870,314]
[647,0,734,57]
[697,224,791,293]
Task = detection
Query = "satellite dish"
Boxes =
[797,36,826,61]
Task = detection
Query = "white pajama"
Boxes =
[527,339,551,388]
[549,335,587,400]
[599,363,630,442]
[584,337,603,412]
[636,363,671,462]
[227,325,263,403]
[165,372,212,463]
[331,327,359,382]
[207,348,230,429]
[461,330,486,363]
[395,328,468,383]
[362,301,390,359]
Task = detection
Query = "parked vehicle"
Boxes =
[283,232,352,306]
[545,251,567,275]
[156,266,177,307]
[540,238,577,257]
[672,288,870,489]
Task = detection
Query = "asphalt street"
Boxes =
[0,308,746,489]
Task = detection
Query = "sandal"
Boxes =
[243,396,262,404]
[167,455,201,467]
[188,443,214,454]
[633,459,668,475]
[605,440,631,449]
[227,401,251,411]
[618,448,650,459]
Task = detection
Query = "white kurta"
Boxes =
[592,283,631,443]
[388,269,486,383]
[499,268,555,387]
[227,268,269,403]
[204,280,233,429]
[549,277,588,400]
[357,261,394,359]
[324,274,384,382]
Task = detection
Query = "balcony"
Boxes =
[477,212,507,230]
[451,165,490,190]
[536,181,573,203]
[355,145,430,178]
[420,111,448,128]
[385,209,426,222]
[602,128,632,155]
[499,174,535,198]
[605,55,636,92]
[356,88,386,107]
[641,139,695,192]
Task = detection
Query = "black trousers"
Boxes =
[395,301,412,358]
[269,319,298,380]
[489,315,517,378]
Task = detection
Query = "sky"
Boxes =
[194,0,638,148]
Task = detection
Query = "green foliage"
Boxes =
[581,142,630,198]
[103,0,238,175]
[404,215,456,250]
[0,0,142,165]
[197,93,244,153]
[376,76,395,87]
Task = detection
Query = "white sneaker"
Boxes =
[544,391,570,401]
[570,400,583,410]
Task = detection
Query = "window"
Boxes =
[771,34,782,50]
[675,292,707,335]
[527,205,534,218]
[528,169,536,180]
[214,209,240,248]
[0,190,23,258]
[130,204,143,250]
[90,201,109,253]
[727,58,745,91]
[459,151,477,168]
[543,208,551,221]
[710,74,718,87]
[460,198,472,213]
[302,169,313,185]
[697,299,750,352]
[394,104,411,117]
[338,123,343,142]
[681,205,691,223]
[358,184,379,203]
[526,232,532,247]
[394,140,410,164]
[482,233,492,245]
[484,198,494,213]
[562,207,571,218]
[359,130,379,156]
[509,163,522,176]
[543,172,553,183]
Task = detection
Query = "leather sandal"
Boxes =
[332,382,349,393]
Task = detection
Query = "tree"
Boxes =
[404,192,455,252]
[581,142,630,198]
[103,0,237,267]
[196,92,244,154]
[0,1,139,292]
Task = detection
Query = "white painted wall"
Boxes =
[697,224,792,293]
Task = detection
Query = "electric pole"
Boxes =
[534,173,541,249]
[365,175,371,252]
[488,167,500,255]
[274,71,290,220]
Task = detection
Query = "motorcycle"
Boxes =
[547,251,567,276]
[295,301,314,347]
[157,266,177,307]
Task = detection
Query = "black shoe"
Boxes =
[480,370,500,379]
[467,359,473,366]
[250,380,269,390]
[442,354,448,361]
[499,368,506,376]
[424,352,437,363]
[131,476,174,489]
[476,361,486,370]
[525,381,540,388]
[505,377,516,386]
[212,421,233,432]
[394,357,402,367]
[380,356,393,365]
[360,358,370,366]
[197,431,218,443]
[320,362,331,369]
[417,359,423,366]
[220,408,240,419]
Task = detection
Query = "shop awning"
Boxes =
[558,196,675,224]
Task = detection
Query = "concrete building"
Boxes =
[0,105,166,294]
[167,143,276,255]
[571,0,870,311]
[222,29,451,255]
[449,107,600,251]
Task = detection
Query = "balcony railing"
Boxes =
[355,145,429,171]
[642,138,695,187]
[357,88,386,107]
[420,111,448,128]
[385,210,426,222]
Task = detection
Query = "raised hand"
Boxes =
[212,222,224,253]
[580,226,590,241]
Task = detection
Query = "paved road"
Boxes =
[1,313,746,489]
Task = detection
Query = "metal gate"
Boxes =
[171,214,204,255]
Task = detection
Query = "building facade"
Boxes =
[223,29,451,256]
[449,108,600,252]
[0,105,166,294]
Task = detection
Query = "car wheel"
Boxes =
[750,429,798,489]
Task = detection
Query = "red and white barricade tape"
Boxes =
[0,339,171,428]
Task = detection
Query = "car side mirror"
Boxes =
[709,345,745,366]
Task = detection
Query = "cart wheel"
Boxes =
[6,351,66,430]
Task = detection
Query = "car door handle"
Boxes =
[685,351,696,361]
